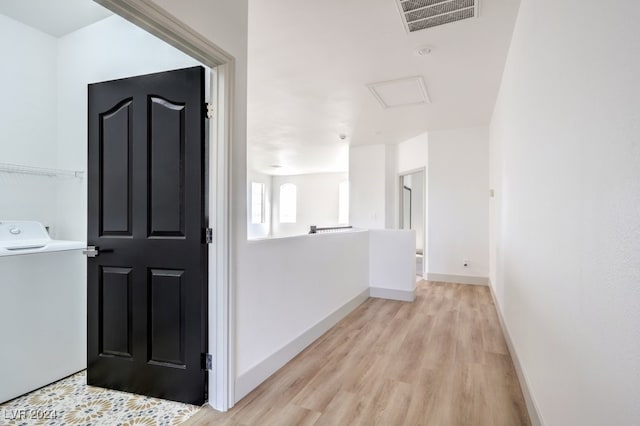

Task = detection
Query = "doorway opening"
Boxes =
[93,0,236,409]
[0,0,235,413]
[399,169,426,278]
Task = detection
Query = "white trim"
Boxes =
[369,286,416,302]
[488,282,544,426]
[218,62,235,411]
[95,0,234,411]
[206,68,219,409]
[211,63,234,411]
[426,273,488,286]
[94,0,233,67]
[234,288,370,402]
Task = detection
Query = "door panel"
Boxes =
[100,266,133,358]
[87,66,207,405]
[148,268,186,367]
[99,99,133,236]
[148,96,186,237]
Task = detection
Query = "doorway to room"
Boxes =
[0,0,235,412]
[399,169,426,277]
[88,0,236,407]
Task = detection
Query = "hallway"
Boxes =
[187,281,530,425]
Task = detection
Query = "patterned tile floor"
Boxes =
[0,371,201,426]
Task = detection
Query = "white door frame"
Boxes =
[95,0,235,411]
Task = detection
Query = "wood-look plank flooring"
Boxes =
[184,281,531,426]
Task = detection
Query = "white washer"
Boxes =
[0,221,86,403]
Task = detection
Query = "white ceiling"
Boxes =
[0,0,112,37]
[1,0,519,176]
[248,0,520,175]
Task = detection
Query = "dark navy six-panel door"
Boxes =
[87,66,207,405]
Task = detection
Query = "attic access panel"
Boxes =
[367,76,430,109]
[396,0,479,33]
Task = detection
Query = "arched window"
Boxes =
[279,183,297,223]
[338,181,349,224]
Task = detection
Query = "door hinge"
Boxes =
[205,228,214,244]
[205,103,214,119]
[203,353,213,371]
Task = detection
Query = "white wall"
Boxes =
[384,144,397,228]
[369,229,415,301]
[55,15,201,241]
[397,132,428,174]
[0,15,59,229]
[490,1,640,425]
[0,15,58,169]
[428,126,489,280]
[271,172,347,237]
[236,231,369,399]
[349,144,387,229]
[247,170,272,239]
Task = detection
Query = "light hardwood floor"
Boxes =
[185,281,530,426]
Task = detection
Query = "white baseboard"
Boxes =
[488,281,544,426]
[369,286,415,302]
[234,288,370,403]
[426,273,488,286]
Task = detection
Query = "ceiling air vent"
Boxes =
[395,0,479,33]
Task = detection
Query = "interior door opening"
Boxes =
[0,0,234,410]
[399,170,426,277]
[94,0,236,410]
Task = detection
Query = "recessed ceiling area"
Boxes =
[248,0,521,175]
[0,0,112,37]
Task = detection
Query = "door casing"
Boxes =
[95,0,235,411]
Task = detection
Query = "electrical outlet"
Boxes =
[463,259,470,267]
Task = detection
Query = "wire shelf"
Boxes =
[0,163,84,179]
